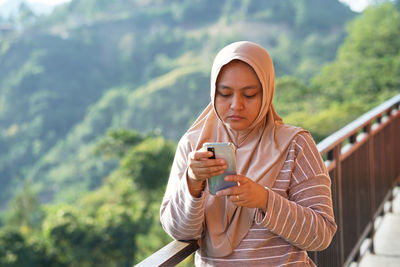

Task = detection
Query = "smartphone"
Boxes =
[202,142,237,195]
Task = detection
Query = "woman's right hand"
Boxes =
[187,149,227,196]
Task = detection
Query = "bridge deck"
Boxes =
[358,186,400,267]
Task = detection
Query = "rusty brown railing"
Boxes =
[136,94,400,267]
[311,93,400,266]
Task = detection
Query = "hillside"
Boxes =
[1,1,400,266]
[0,0,355,206]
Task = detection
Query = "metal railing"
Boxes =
[312,94,400,266]
[136,94,400,267]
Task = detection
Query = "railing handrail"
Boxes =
[136,94,400,267]
[135,240,198,267]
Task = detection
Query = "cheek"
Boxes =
[250,99,262,119]
[215,97,229,116]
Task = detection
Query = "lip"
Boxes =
[228,115,245,121]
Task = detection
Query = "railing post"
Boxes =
[366,122,376,255]
[333,144,345,265]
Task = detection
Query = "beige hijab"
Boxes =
[184,41,304,256]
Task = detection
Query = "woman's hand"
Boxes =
[187,149,227,197]
[216,175,269,212]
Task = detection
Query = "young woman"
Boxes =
[160,41,337,266]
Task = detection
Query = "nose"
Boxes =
[231,94,244,110]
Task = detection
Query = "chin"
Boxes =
[226,123,249,131]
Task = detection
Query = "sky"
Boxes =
[339,0,376,11]
[27,0,70,4]
[1,0,70,5]
[0,0,380,13]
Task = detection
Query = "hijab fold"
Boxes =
[183,41,304,257]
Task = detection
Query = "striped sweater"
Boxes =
[160,132,337,266]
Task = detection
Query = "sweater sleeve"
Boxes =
[160,136,205,241]
[255,132,337,251]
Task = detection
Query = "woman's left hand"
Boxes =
[215,175,268,212]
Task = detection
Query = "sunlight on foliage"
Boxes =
[0,0,399,266]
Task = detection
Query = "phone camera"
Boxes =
[207,147,216,159]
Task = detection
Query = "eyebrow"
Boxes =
[216,84,261,90]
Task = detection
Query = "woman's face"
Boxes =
[215,60,262,131]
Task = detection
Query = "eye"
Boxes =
[244,94,256,99]
[244,92,259,99]
[217,90,232,97]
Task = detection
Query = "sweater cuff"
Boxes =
[255,186,274,226]
[182,169,206,203]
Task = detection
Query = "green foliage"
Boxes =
[313,2,400,100]
[42,206,137,267]
[121,136,176,193]
[6,180,44,232]
[274,76,311,118]
[311,2,400,114]
[93,129,145,159]
[0,131,174,266]
[290,0,354,33]
[17,3,37,27]
[0,0,355,207]
[2,0,400,266]
[122,66,210,139]
[133,200,172,264]
[0,229,61,267]
[276,2,400,141]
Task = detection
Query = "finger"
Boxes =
[200,159,226,168]
[215,187,238,197]
[196,167,226,177]
[191,151,214,161]
[189,163,227,179]
[190,160,227,172]
[225,174,248,184]
[189,159,227,173]
[230,194,243,203]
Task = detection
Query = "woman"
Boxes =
[160,41,337,266]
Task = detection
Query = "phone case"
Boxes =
[203,142,237,195]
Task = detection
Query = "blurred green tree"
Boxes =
[30,131,176,266]
[121,136,176,194]
[312,2,400,109]
[94,129,145,159]
[280,2,400,141]
[6,180,44,233]
[0,229,60,267]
